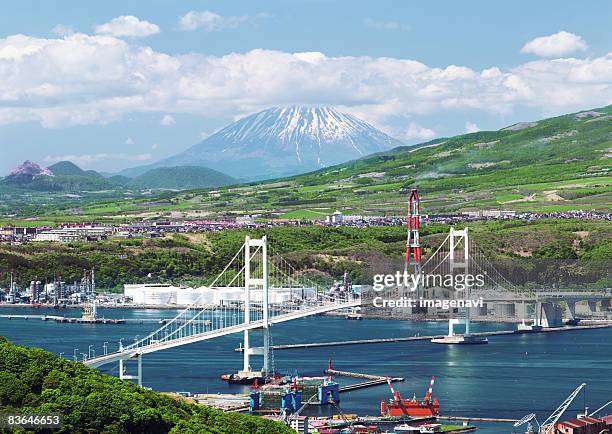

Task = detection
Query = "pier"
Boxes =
[0,314,211,326]
[439,416,518,423]
[325,365,404,392]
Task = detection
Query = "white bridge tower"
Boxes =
[240,236,271,379]
[431,228,488,345]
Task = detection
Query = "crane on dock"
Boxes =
[580,399,612,418]
[381,375,439,417]
[540,383,586,434]
[513,413,539,434]
[515,383,586,434]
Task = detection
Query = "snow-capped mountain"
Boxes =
[140,106,403,180]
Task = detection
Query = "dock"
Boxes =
[339,378,397,392]
[0,314,210,326]
[236,323,612,351]
[326,367,404,392]
[439,415,518,423]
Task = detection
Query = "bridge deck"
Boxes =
[84,300,360,368]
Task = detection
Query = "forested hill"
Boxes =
[0,337,292,433]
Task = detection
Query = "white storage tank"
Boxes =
[213,287,244,304]
[175,288,202,305]
[175,287,216,305]
[124,284,178,305]
[145,286,176,305]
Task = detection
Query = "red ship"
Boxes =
[380,376,440,417]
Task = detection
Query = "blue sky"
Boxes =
[0,0,611,174]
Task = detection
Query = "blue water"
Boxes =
[1,307,610,434]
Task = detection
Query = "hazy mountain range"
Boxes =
[0,160,236,192]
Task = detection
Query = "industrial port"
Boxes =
[1,189,610,434]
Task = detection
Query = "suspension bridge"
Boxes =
[82,235,360,384]
[79,228,610,384]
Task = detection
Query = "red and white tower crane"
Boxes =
[424,376,436,402]
[405,188,422,272]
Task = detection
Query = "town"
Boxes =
[1,209,609,244]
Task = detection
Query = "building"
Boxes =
[556,416,607,434]
[235,215,256,226]
[463,210,517,219]
[34,230,81,242]
[33,226,111,242]
[325,210,344,224]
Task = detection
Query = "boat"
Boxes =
[381,376,440,418]
[393,424,441,433]
[393,424,421,432]
[221,371,266,385]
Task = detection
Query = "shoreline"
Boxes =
[1,303,610,326]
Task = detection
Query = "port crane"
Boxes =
[513,413,539,434]
[385,375,436,403]
[579,400,612,418]
[386,377,403,403]
[516,383,586,434]
[540,383,586,434]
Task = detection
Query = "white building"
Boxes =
[235,215,256,225]
[34,226,111,242]
[326,210,344,224]
[34,230,81,242]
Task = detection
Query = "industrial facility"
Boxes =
[123,283,318,307]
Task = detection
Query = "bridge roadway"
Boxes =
[84,299,360,368]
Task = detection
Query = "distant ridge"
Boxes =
[0,160,236,192]
[47,161,102,178]
[128,166,236,189]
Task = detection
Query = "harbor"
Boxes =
[1,305,611,433]
[0,210,610,433]
[233,322,612,351]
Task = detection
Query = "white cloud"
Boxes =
[403,122,436,141]
[44,153,152,167]
[0,32,610,131]
[125,137,134,145]
[364,18,410,31]
[465,122,480,133]
[95,16,160,38]
[151,143,159,150]
[521,31,588,58]
[178,11,247,32]
[160,114,175,126]
[51,25,75,37]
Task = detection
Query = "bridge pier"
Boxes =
[566,301,577,320]
[119,354,142,387]
[540,302,564,328]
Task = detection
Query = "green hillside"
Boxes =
[158,105,610,217]
[128,166,237,189]
[0,337,291,433]
[48,161,102,178]
[2,105,610,222]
